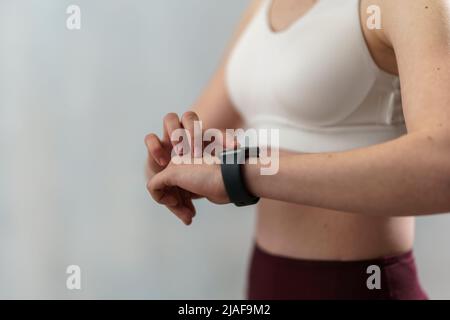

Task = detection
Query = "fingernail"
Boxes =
[159,157,167,166]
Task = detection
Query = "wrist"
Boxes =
[219,147,260,207]
[242,147,282,199]
[242,158,262,198]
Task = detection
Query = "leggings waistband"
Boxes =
[247,243,428,300]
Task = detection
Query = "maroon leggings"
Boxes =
[247,244,428,300]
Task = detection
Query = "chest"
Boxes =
[227,0,384,126]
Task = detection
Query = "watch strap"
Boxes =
[220,147,260,207]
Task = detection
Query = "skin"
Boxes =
[146,0,450,261]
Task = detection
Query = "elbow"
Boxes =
[440,137,450,211]
[429,148,450,214]
[423,130,450,213]
[443,166,450,212]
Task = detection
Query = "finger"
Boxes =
[160,187,193,225]
[147,171,192,219]
[147,168,171,203]
[166,204,194,226]
[179,189,196,218]
[148,170,195,225]
[152,187,194,225]
[181,111,201,158]
[147,181,179,207]
[187,191,204,200]
[145,156,160,180]
[145,133,170,167]
[167,188,196,225]
[162,113,183,154]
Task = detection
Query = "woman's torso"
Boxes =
[226,0,415,260]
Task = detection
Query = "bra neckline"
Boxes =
[264,0,323,35]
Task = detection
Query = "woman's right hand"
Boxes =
[145,111,202,225]
[145,111,238,225]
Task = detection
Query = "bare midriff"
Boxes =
[255,191,414,261]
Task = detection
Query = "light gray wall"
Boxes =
[0,0,449,299]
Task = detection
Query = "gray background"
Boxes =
[0,0,449,299]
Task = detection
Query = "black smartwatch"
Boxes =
[219,147,260,207]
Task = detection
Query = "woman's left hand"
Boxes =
[147,160,230,224]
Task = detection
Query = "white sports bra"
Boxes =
[226,0,406,153]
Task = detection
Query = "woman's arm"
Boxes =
[245,130,450,216]
[244,0,450,216]
[148,0,450,219]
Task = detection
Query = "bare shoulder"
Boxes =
[376,0,450,46]
[359,0,449,74]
